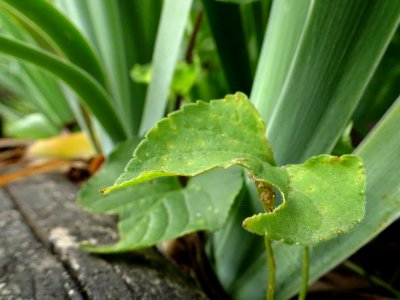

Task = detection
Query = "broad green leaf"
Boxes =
[235,97,400,300]
[139,0,193,135]
[243,155,365,245]
[0,35,127,144]
[223,1,400,297]
[78,139,243,252]
[104,93,275,193]
[105,93,365,245]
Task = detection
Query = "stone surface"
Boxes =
[1,172,207,300]
[0,189,81,300]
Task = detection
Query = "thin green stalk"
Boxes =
[257,182,277,300]
[264,236,275,300]
[344,260,400,298]
[299,246,309,300]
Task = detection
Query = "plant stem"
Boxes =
[264,235,275,300]
[298,246,309,300]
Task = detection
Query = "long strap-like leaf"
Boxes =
[0,35,127,143]
[139,0,193,136]
[1,0,106,85]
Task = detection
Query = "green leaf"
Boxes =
[105,93,365,246]
[78,139,243,252]
[5,112,58,138]
[226,1,400,296]
[202,0,253,94]
[130,63,152,84]
[1,0,106,85]
[243,155,365,245]
[131,61,199,97]
[0,35,127,144]
[252,0,400,164]
[234,97,400,300]
[216,0,260,4]
[85,1,133,136]
[171,62,199,96]
[104,93,275,193]
[332,122,354,156]
[139,0,193,135]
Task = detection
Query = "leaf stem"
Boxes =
[299,246,309,300]
[264,235,275,300]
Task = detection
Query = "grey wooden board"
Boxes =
[0,189,82,300]
[3,173,207,300]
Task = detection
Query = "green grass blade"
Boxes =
[253,0,400,165]
[0,35,126,143]
[54,0,99,47]
[202,0,253,94]
[353,29,400,135]
[85,1,133,136]
[1,0,106,85]
[251,0,310,122]
[20,69,72,126]
[0,10,73,126]
[139,0,193,136]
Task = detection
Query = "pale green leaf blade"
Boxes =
[85,0,133,136]
[252,0,400,164]
[139,0,193,135]
[0,11,74,126]
[105,93,275,193]
[78,139,243,252]
[251,0,310,121]
[1,0,106,85]
[243,155,365,245]
[0,35,127,143]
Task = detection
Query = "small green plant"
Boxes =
[1,0,399,299]
[83,93,366,299]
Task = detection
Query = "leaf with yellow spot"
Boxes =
[104,93,366,246]
[243,155,365,245]
[78,139,243,252]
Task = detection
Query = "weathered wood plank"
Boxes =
[5,173,207,299]
[0,189,83,300]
